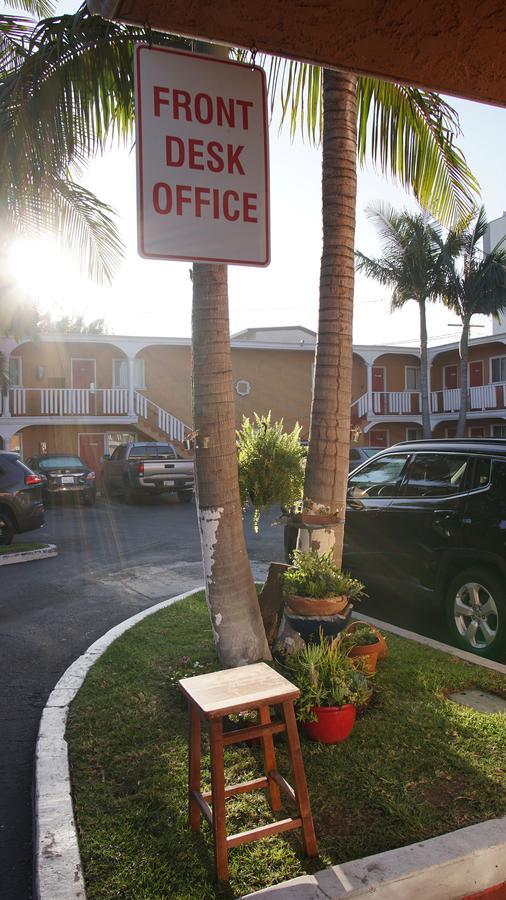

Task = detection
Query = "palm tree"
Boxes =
[441,206,506,436]
[1,9,269,665]
[268,62,479,564]
[356,205,449,439]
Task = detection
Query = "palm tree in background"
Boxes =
[441,206,506,436]
[0,8,269,664]
[356,205,450,438]
[267,62,479,563]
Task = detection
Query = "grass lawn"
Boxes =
[67,592,506,900]
[0,542,49,555]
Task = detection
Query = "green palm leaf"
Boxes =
[266,57,479,228]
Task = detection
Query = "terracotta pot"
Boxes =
[344,621,388,660]
[348,641,380,674]
[285,594,349,617]
[291,513,340,527]
[303,704,356,743]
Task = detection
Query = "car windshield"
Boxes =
[39,456,84,469]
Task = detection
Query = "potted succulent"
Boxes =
[284,635,370,743]
[289,499,341,527]
[340,622,384,674]
[280,550,365,618]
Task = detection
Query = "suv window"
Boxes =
[348,453,410,499]
[469,457,491,490]
[402,453,469,497]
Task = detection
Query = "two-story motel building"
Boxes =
[3,322,506,476]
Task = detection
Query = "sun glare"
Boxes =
[7,238,88,316]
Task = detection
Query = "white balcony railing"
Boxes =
[6,386,191,443]
[431,383,506,414]
[372,391,420,415]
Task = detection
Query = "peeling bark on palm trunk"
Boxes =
[192,263,271,666]
[302,69,357,567]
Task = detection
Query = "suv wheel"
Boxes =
[445,567,506,658]
[0,509,15,545]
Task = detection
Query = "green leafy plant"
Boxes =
[340,623,381,649]
[280,550,366,601]
[237,412,305,530]
[284,636,370,721]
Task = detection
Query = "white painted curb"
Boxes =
[34,588,199,900]
[0,543,57,566]
[34,591,506,900]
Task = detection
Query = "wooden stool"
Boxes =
[179,662,317,881]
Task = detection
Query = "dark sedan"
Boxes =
[0,451,45,544]
[26,454,96,506]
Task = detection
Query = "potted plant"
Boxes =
[237,412,305,531]
[340,622,384,674]
[284,635,370,743]
[280,550,365,618]
[289,498,341,527]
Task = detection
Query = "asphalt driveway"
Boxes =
[0,494,456,899]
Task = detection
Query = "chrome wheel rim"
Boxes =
[453,581,499,650]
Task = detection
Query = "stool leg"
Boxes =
[209,718,228,881]
[259,707,282,812]
[189,706,201,832]
[282,700,318,857]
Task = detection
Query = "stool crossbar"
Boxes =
[180,662,317,881]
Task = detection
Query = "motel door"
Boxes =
[469,361,483,387]
[72,358,96,413]
[79,434,105,486]
[444,365,458,389]
[372,367,386,413]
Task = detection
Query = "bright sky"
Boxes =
[8,2,506,345]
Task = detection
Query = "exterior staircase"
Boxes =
[134,392,191,443]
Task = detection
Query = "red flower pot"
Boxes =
[303,704,356,743]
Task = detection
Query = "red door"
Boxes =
[372,367,386,412]
[444,365,458,389]
[72,359,95,388]
[79,434,105,485]
[371,429,388,448]
[469,361,483,387]
[469,426,485,438]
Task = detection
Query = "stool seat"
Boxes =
[179,661,299,717]
[180,662,317,881]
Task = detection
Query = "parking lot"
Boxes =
[0,494,450,899]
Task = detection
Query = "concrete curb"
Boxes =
[34,593,506,900]
[34,588,199,900]
[0,543,57,566]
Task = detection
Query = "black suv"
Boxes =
[0,451,45,544]
[344,439,506,659]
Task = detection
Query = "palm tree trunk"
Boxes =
[456,314,471,437]
[301,68,357,567]
[192,263,271,666]
[419,300,432,438]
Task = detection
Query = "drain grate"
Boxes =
[447,689,506,715]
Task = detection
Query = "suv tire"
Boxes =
[0,509,15,545]
[445,566,506,658]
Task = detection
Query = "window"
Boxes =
[405,366,421,390]
[111,445,127,461]
[128,444,176,459]
[348,453,410,499]
[10,433,23,457]
[402,453,469,497]
[112,358,145,389]
[491,356,506,383]
[406,427,422,441]
[469,457,491,490]
[8,356,22,386]
[492,425,506,438]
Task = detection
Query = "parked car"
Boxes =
[348,446,383,473]
[101,441,194,502]
[286,439,506,659]
[0,450,45,544]
[26,454,97,506]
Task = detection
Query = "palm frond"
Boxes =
[0,15,34,70]
[2,0,55,19]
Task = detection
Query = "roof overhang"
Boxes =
[88,0,506,107]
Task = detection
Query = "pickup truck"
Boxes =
[101,441,194,502]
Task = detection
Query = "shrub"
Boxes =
[280,549,365,601]
[284,636,370,721]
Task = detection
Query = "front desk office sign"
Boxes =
[134,45,270,266]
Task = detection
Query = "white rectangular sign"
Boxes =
[134,45,270,266]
